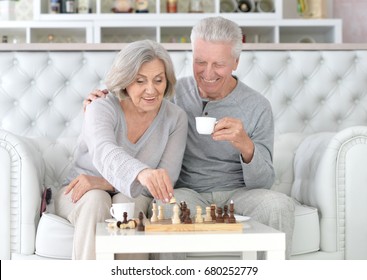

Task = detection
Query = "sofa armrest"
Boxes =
[0,129,45,259]
[291,126,367,259]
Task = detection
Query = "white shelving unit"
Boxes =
[0,0,342,44]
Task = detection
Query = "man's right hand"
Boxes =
[83,89,109,111]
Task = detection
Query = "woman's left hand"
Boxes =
[64,174,114,203]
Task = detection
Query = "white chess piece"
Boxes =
[172,204,180,224]
[151,202,158,222]
[204,206,212,222]
[195,206,204,223]
[158,205,165,220]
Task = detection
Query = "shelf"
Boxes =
[0,0,342,44]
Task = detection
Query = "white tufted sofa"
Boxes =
[1,44,367,260]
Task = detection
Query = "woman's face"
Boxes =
[126,58,167,113]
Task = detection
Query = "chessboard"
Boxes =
[145,219,243,232]
[144,200,243,232]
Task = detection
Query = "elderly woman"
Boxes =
[55,40,188,259]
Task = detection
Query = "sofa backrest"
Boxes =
[1,48,366,139]
[1,46,367,195]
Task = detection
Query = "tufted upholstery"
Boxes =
[1,45,367,260]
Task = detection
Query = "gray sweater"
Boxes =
[173,76,275,193]
[65,94,188,198]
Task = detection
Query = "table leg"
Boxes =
[241,251,257,260]
[265,250,285,260]
[96,252,114,260]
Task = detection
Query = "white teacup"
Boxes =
[195,117,217,135]
[110,202,135,221]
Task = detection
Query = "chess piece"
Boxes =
[204,206,212,222]
[172,204,180,224]
[210,204,216,221]
[151,201,158,222]
[229,200,236,224]
[184,209,192,224]
[137,211,145,231]
[195,206,203,223]
[223,205,229,223]
[122,212,128,223]
[180,201,187,222]
[158,205,165,220]
[169,196,177,204]
[216,207,224,223]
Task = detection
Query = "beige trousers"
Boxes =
[55,187,151,260]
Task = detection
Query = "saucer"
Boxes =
[234,215,251,222]
[105,218,116,223]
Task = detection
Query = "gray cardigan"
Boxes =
[173,76,275,193]
[64,94,188,198]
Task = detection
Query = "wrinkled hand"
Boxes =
[83,89,109,111]
[137,168,173,203]
[212,117,254,163]
[64,174,113,203]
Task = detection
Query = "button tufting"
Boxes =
[287,58,292,64]
[303,78,308,84]
[65,122,70,127]
[65,80,70,86]
[320,99,325,105]
[82,59,87,64]
[30,79,35,85]
[320,59,324,64]
[13,100,18,106]
[303,119,309,124]
[48,100,53,106]
[31,121,35,127]
[47,59,52,65]
[337,79,342,84]
[354,98,360,104]
[68,156,73,161]
[286,98,292,105]
[99,80,104,84]
[337,119,342,124]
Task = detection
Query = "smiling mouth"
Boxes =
[202,77,219,83]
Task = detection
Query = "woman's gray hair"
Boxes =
[190,16,243,59]
[105,40,176,100]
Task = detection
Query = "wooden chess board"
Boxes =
[145,219,243,232]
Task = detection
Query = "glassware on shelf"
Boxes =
[50,0,61,14]
[112,0,134,13]
[78,0,91,14]
[135,0,149,13]
[297,0,327,18]
[189,0,203,13]
[237,0,255,13]
[61,0,76,14]
[166,0,178,13]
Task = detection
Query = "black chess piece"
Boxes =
[223,205,229,223]
[137,211,145,231]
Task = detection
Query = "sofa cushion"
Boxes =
[291,203,320,255]
[35,212,74,259]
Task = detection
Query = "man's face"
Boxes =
[192,38,239,100]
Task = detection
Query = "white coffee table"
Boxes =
[95,219,285,260]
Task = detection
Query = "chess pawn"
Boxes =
[122,212,128,224]
[204,206,212,222]
[195,206,203,223]
[216,207,224,223]
[151,201,158,222]
[158,205,165,220]
[137,211,145,231]
[210,204,216,221]
[172,204,180,224]
[223,205,229,223]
